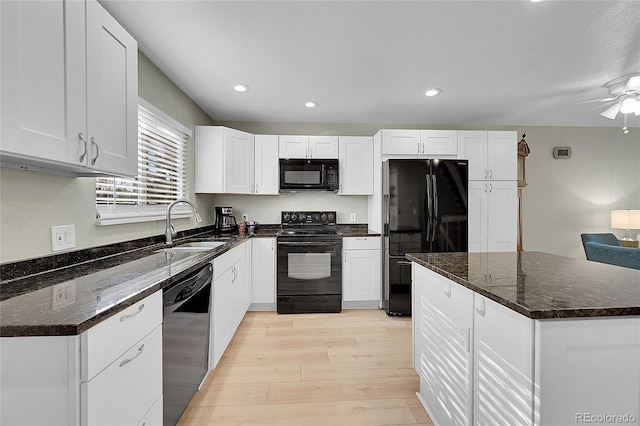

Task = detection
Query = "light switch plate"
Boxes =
[51,225,76,251]
[350,213,357,222]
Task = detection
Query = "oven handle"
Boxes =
[277,241,340,247]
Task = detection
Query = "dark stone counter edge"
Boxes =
[0,224,379,337]
[406,254,640,320]
[0,238,246,337]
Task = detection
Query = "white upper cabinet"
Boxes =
[0,0,138,177]
[254,135,279,195]
[338,136,373,195]
[459,130,516,181]
[85,0,138,176]
[381,129,420,155]
[195,126,255,194]
[468,180,517,252]
[420,130,458,156]
[279,135,338,159]
[381,129,457,156]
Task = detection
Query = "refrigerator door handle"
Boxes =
[432,175,438,242]
[425,174,432,243]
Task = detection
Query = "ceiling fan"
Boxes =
[591,74,640,120]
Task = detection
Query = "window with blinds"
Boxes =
[96,98,192,225]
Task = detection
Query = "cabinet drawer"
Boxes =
[213,243,245,280]
[82,325,162,426]
[342,236,380,250]
[82,291,162,380]
[138,394,163,426]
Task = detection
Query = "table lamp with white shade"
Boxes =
[610,210,640,241]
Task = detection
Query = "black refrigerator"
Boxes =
[382,159,468,316]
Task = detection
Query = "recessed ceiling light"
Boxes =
[425,88,443,97]
[233,84,250,93]
[305,101,319,108]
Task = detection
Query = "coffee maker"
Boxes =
[215,206,237,233]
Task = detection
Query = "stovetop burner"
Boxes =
[278,211,342,239]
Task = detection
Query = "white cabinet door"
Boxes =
[381,129,421,155]
[279,135,308,158]
[224,129,255,194]
[343,249,381,302]
[85,0,138,177]
[459,130,489,180]
[468,181,489,253]
[420,130,458,156]
[309,136,339,158]
[487,181,517,252]
[338,136,373,195]
[212,264,233,367]
[1,0,85,165]
[251,238,276,306]
[413,264,473,426]
[195,126,255,194]
[244,239,253,311]
[254,135,279,195]
[488,131,517,181]
[474,294,534,426]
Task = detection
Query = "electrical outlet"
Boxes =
[52,281,76,310]
[350,213,357,222]
[51,225,76,251]
[242,214,248,222]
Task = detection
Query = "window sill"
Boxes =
[96,205,194,226]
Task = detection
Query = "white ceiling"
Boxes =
[101,0,640,129]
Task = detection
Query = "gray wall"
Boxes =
[1,54,638,263]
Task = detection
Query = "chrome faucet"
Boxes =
[165,199,203,244]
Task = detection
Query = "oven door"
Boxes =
[276,238,342,313]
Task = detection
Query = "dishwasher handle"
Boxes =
[163,264,213,313]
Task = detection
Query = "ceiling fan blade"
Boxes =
[600,102,621,119]
[624,75,640,92]
[576,97,617,104]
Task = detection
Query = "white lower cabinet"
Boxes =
[0,291,163,426]
[412,262,639,426]
[250,237,276,310]
[211,243,248,368]
[342,237,381,308]
[473,294,533,426]
[81,325,163,426]
[468,180,517,252]
[413,264,473,426]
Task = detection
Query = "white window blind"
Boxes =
[96,98,192,225]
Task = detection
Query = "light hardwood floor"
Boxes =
[178,309,432,425]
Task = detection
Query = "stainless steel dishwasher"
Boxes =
[162,263,213,426]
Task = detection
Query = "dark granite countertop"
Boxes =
[407,251,640,319]
[0,223,374,338]
[338,224,381,238]
[0,231,262,337]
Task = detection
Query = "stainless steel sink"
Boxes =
[155,240,226,253]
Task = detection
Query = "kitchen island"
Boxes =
[408,251,640,426]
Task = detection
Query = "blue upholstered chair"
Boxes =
[580,233,640,270]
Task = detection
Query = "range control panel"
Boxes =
[281,211,337,226]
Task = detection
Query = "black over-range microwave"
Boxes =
[279,159,339,192]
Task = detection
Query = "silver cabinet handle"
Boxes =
[78,133,88,163]
[119,303,145,322]
[489,169,493,179]
[90,137,99,165]
[475,297,486,316]
[489,184,493,193]
[443,282,451,297]
[119,343,144,368]
[484,169,488,179]
[255,183,259,194]
[417,142,420,154]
